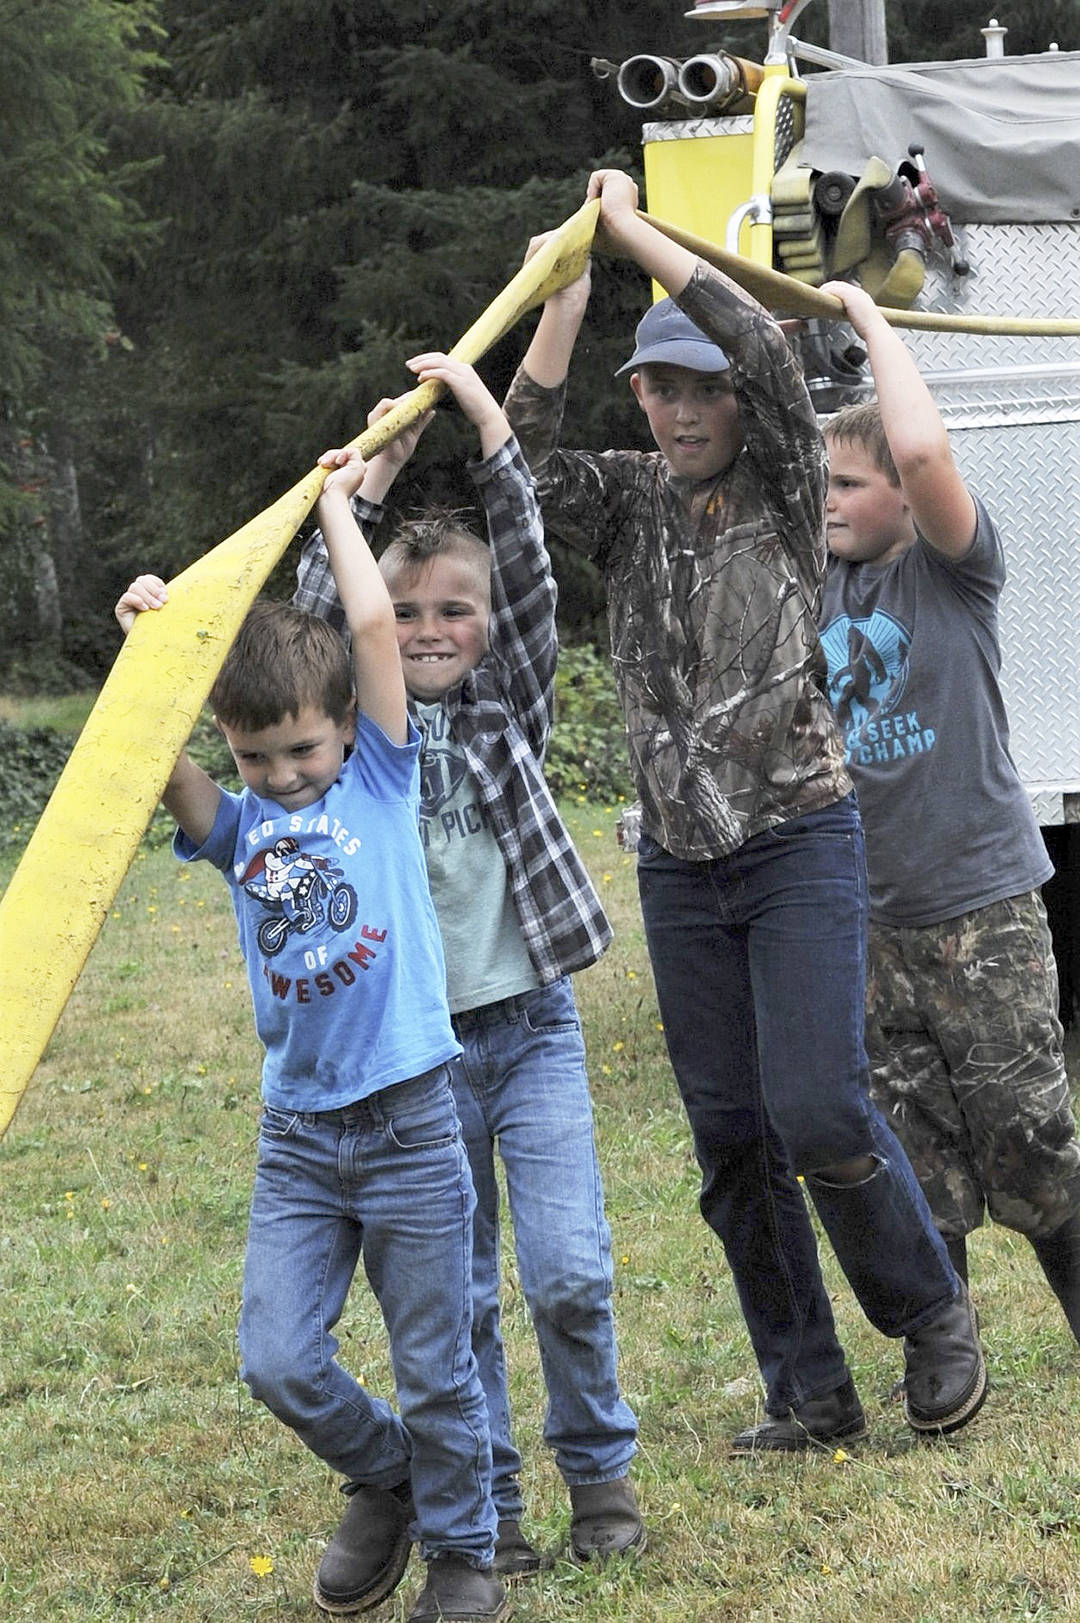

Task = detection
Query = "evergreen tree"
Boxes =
[0,0,159,676]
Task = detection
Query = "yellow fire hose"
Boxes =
[0,201,597,1141]
[638,209,1080,336]
[2,193,1077,1141]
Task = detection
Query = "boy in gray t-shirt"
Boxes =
[819,279,1080,1343]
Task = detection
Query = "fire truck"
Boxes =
[596,0,1080,1013]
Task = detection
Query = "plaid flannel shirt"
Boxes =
[294,434,613,983]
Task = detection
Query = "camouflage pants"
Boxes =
[866,890,1080,1240]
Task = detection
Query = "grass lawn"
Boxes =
[2,798,1079,1622]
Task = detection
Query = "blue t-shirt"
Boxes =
[174,713,460,1110]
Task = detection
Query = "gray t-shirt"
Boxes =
[415,703,539,1013]
[819,497,1051,925]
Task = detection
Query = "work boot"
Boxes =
[568,1476,646,1563]
[1029,1210,1080,1343]
[313,1479,414,1615]
[493,1517,547,1579]
[730,1374,867,1455]
[903,1283,988,1435]
[407,1555,508,1622]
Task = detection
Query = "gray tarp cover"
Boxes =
[801,52,1080,222]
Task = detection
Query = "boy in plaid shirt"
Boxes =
[296,354,642,1576]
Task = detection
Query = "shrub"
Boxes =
[0,712,239,855]
[0,720,75,850]
[547,641,631,804]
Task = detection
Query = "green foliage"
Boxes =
[0,707,236,855]
[0,721,74,850]
[547,642,631,803]
[0,0,161,404]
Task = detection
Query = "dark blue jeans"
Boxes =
[637,795,959,1412]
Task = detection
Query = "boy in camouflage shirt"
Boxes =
[819,278,1080,1343]
[504,168,987,1449]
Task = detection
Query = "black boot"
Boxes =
[568,1477,646,1562]
[903,1284,987,1435]
[407,1555,507,1622]
[730,1374,867,1455]
[1029,1210,1080,1343]
[314,1480,414,1615]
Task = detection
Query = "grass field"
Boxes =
[2,797,1079,1622]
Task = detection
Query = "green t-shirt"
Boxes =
[416,703,539,1013]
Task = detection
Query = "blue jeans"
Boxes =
[637,796,959,1413]
[451,978,638,1518]
[238,1068,497,1565]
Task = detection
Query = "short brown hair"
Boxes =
[209,598,353,731]
[379,508,490,595]
[823,399,900,487]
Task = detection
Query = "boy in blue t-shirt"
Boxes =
[819,278,1080,1345]
[295,356,643,1573]
[114,445,506,1623]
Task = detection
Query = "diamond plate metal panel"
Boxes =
[905,223,1080,376]
[893,222,1080,808]
[945,419,1080,794]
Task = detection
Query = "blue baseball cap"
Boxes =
[615,297,730,376]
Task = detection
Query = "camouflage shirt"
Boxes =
[504,261,851,862]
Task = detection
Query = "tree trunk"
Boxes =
[41,424,85,613]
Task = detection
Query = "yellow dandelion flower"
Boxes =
[249,1554,274,1578]
[833,1448,849,1463]
[612,1041,625,1053]
[101,1198,112,1211]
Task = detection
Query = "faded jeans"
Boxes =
[238,1068,497,1564]
[451,978,638,1517]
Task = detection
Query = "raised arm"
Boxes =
[114,575,222,845]
[295,400,432,636]
[587,168,698,298]
[821,280,977,558]
[314,450,409,745]
[404,352,510,457]
[517,237,592,391]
